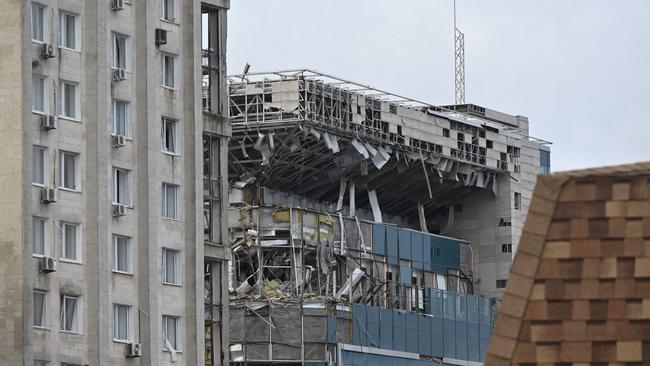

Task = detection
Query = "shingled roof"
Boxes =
[485,161,650,365]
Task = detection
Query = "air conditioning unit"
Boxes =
[112,203,127,217]
[39,256,56,273]
[155,28,167,47]
[111,0,125,10]
[112,68,127,81]
[40,114,57,130]
[112,134,127,148]
[40,187,56,204]
[125,342,142,358]
[40,43,55,59]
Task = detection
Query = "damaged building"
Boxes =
[225,70,551,365]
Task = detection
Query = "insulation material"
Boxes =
[367,190,382,223]
[336,268,365,299]
[351,139,369,159]
[336,178,347,212]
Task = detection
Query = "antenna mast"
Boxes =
[454,0,466,104]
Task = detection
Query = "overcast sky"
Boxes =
[228,0,650,172]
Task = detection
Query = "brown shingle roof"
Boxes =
[485,162,650,365]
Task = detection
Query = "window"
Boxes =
[486,140,493,149]
[60,81,79,119]
[443,128,450,138]
[60,222,81,262]
[33,217,48,256]
[161,0,175,22]
[514,192,522,210]
[59,151,80,191]
[161,53,176,88]
[163,315,180,351]
[33,290,46,327]
[161,118,178,154]
[113,100,129,137]
[436,273,447,291]
[501,244,512,253]
[162,248,180,284]
[113,168,130,205]
[162,183,178,219]
[32,75,46,113]
[114,304,131,341]
[112,33,127,70]
[34,360,49,366]
[60,295,80,333]
[59,12,80,50]
[496,279,507,289]
[113,235,132,274]
[32,3,46,42]
[33,146,46,185]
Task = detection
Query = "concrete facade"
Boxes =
[0,0,230,365]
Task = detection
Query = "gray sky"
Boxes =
[228,0,650,172]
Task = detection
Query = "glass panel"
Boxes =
[165,185,177,218]
[116,305,128,339]
[64,224,77,260]
[33,6,44,41]
[32,77,44,111]
[33,291,45,326]
[164,56,174,87]
[64,83,76,118]
[115,101,127,135]
[33,147,44,184]
[62,296,77,331]
[63,153,76,189]
[116,237,129,272]
[436,273,447,291]
[65,14,75,48]
[33,218,45,255]
[114,36,126,68]
[116,170,128,204]
[164,250,177,283]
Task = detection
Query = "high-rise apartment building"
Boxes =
[0,0,230,365]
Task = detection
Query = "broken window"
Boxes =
[32,4,46,42]
[60,80,79,119]
[113,100,129,137]
[113,33,127,70]
[32,75,46,113]
[163,315,180,350]
[113,235,131,273]
[514,192,521,210]
[501,244,512,253]
[33,290,46,328]
[60,295,80,333]
[202,4,223,113]
[162,117,178,154]
[496,279,507,289]
[203,135,222,244]
[113,168,130,205]
[114,304,131,341]
[161,0,175,22]
[60,150,79,190]
[162,183,179,219]
[161,53,176,88]
[162,248,180,284]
